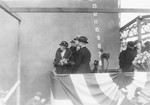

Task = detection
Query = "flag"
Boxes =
[50,71,150,105]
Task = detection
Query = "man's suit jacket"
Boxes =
[74,47,91,73]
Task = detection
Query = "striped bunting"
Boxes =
[50,72,150,105]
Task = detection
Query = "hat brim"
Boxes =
[78,39,88,43]
[70,40,75,43]
[74,37,79,40]
[59,44,66,47]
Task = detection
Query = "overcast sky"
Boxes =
[121,0,150,26]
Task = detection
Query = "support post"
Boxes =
[17,21,21,105]
[137,17,142,42]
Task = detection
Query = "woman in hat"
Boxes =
[73,36,91,73]
[119,41,137,72]
[53,41,73,74]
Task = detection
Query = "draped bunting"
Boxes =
[50,71,150,105]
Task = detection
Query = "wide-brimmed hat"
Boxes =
[59,41,68,47]
[74,36,79,40]
[70,40,75,43]
[127,41,135,49]
[77,36,89,43]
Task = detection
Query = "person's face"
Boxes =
[78,41,83,47]
[71,43,75,46]
[75,40,79,46]
[60,45,66,50]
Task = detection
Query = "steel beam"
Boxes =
[10,7,150,13]
[120,15,150,31]
[0,0,21,22]
[120,16,140,32]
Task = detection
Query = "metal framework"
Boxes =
[120,15,150,41]
[10,7,150,13]
[120,15,150,50]
[0,0,21,21]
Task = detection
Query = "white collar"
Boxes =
[81,45,86,48]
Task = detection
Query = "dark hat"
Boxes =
[127,41,135,48]
[74,36,79,40]
[77,36,89,43]
[70,40,75,43]
[59,41,68,47]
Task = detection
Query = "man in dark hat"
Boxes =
[119,41,137,72]
[73,36,91,73]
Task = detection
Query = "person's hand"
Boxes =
[63,59,68,64]
[76,46,81,51]
[57,61,63,66]
[60,60,63,65]
[60,59,68,66]
[61,59,67,64]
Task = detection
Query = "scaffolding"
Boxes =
[0,0,21,105]
[120,15,150,50]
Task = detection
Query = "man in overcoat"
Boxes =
[73,36,91,73]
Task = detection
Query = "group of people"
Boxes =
[119,40,150,72]
[53,36,91,74]
[53,35,150,74]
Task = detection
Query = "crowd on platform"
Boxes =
[53,36,91,74]
[53,35,150,74]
